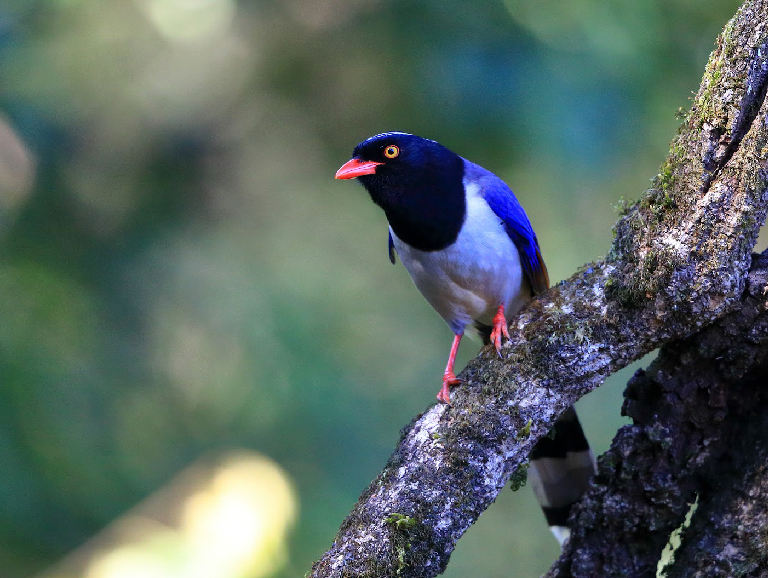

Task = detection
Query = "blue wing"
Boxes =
[388,230,397,264]
[464,160,550,295]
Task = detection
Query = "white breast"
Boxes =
[390,183,527,336]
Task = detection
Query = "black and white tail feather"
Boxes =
[527,407,595,545]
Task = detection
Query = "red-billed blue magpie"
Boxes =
[335,132,595,543]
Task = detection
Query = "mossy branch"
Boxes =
[546,251,768,577]
[309,1,768,576]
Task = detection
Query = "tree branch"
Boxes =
[309,1,768,576]
[665,364,768,578]
[546,250,768,578]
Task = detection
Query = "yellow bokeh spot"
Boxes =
[56,452,298,578]
[181,453,298,578]
[136,0,235,42]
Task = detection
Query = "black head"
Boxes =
[335,132,466,251]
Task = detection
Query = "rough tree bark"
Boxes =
[546,251,768,578]
[309,1,768,576]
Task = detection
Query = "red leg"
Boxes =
[437,333,463,404]
[489,304,510,355]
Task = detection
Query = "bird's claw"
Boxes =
[437,373,461,405]
[490,306,510,356]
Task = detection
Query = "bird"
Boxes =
[335,131,547,403]
[335,132,594,543]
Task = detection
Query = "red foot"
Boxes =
[436,333,463,405]
[437,372,461,405]
[489,304,510,355]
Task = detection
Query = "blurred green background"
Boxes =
[0,1,746,577]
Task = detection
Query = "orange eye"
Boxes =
[383,145,399,159]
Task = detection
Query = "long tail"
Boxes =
[528,406,596,545]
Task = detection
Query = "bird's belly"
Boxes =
[391,216,526,335]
